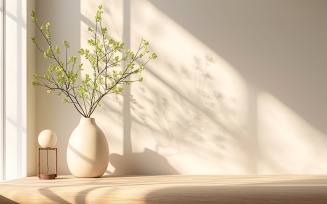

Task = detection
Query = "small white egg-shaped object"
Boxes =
[38,130,57,148]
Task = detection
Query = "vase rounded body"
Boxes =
[67,118,109,177]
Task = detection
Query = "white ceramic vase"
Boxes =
[67,118,109,177]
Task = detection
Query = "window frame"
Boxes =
[0,0,5,182]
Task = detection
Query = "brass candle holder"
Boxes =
[37,147,57,179]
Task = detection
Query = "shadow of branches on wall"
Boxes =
[97,0,252,175]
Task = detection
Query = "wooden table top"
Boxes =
[1,175,327,203]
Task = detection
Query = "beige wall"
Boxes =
[27,0,36,177]
[35,0,82,174]
[35,0,327,175]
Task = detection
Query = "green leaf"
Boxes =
[95,7,103,22]
[31,11,37,23]
[64,40,70,48]
[96,102,102,107]
[45,22,51,30]
[55,45,60,55]
[129,52,135,59]
[45,31,51,39]
[88,39,95,46]
[78,63,83,70]
[143,40,149,46]
[97,76,104,85]
[78,48,85,55]
[114,86,124,94]
[44,46,51,59]
[69,56,77,63]
[101,27,107,35]
[32,81,41,86]
[128,63,135,69]
[48,64,55,73]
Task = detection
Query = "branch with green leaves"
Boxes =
[31,4,157,118]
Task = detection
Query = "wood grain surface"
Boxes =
[1,175,327,203]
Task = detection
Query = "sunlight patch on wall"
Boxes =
[122,0,251,174]
[257,92,327,174]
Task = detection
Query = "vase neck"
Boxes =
[80,117,95,124]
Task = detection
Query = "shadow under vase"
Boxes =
[109,148,179,175]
